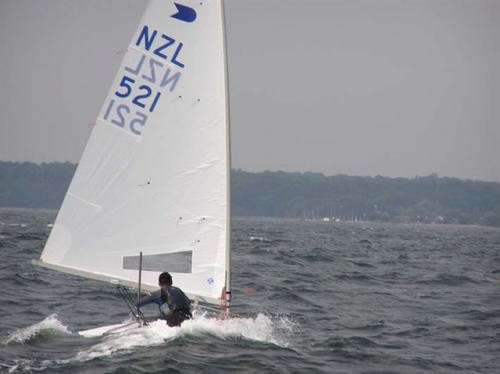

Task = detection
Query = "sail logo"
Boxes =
[171,3,197,23]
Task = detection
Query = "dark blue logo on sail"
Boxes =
[171,3,197,23]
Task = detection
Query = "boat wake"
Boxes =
[2,312,296,371]
[73,311,295,362]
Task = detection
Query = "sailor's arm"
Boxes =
[135,289,162,309]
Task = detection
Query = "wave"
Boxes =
[2,314,71,345]
[326,335,378,349]
[0,359,50,374]
[417,274,478,286]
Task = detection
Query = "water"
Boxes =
[1,209,499,373]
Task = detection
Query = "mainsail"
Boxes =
[39,0,231,306]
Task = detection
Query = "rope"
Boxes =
[116,284,149,326]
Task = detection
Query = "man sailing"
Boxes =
[135,272,192,327]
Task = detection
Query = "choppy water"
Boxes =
[0,209,499,373]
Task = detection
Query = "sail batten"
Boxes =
[40,0,230,307]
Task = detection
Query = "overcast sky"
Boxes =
[1,0,499,181]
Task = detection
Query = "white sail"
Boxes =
[39,0,231,306]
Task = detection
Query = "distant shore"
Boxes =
[1,161,500,227]
[2,208,497,231]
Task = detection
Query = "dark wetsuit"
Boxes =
[160,286,192,327]
[135,286,192,327]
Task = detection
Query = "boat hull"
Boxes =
[78,321,143,337]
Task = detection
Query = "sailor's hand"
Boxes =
[134,308,141,320]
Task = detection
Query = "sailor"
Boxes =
[135,272,192,327]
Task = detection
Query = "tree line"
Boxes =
[0,161,75,209]
[1,161,500,227]
[232,170,500,227]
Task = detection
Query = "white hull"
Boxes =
[78,321,143,338]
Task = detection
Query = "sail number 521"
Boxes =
[103,75,162,135]
[115,75,161,112]
[103,99,148,135]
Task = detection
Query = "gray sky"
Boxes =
[1,0,499,181]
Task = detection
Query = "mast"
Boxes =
[221,0,232,308]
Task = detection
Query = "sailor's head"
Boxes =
[158,272,172,286]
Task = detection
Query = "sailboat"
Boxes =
[36,0,232,334]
